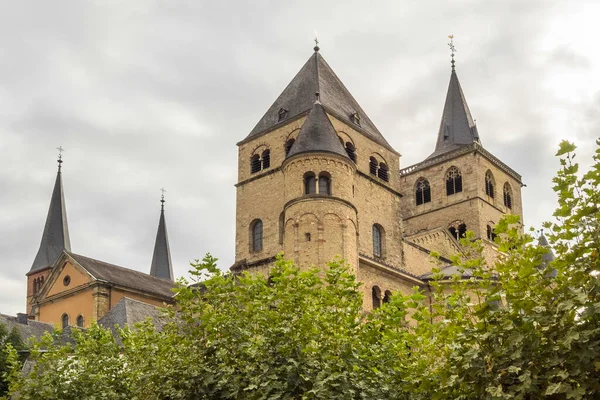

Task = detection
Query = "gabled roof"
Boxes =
[242,49,394,151]
[67,252,175,300]
[30,164,71,273]
[150,200,173,281]
[287,101,349,159]
[428,69,481,159]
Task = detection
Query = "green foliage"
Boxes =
[6,140,600,399]
[0,322,24,397]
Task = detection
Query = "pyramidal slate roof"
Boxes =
[98,297,167,334]
[428,69,481,159]
[242,49,393,151]
[30,162,71,273]
[149,200,173,281]
[287,100,349,159]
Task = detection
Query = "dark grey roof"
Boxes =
[538,233,557,277]
[287,101,349,159]
[98,297,167,335]
[30,167,71,273]
[0,313,54,344]
[150,202,173,281]
[67,252,175,300]
[427,70,481,159]
[242,50,394,151]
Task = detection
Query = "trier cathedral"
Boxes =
[22,43,523,328]
[231,44,522,310]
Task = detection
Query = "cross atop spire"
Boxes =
[314,29,320,52]
[56,146,65,171]
[448,34,456,72]
[160,187,166,210]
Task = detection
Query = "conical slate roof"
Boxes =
[149,199,173,281]
[243,50,393,151]
[30,164,71,273]
[287,101,350,159]
[428,69,481,159]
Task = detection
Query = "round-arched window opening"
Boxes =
[63,275,71,286]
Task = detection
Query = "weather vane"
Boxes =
[448,34,456,71]
[56,146,65,170]
[314,29,320,52]
[160,187,166,210]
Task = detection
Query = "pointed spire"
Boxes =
[427,43,481,159]
[150,190,173,281]
[287,98,349,160]
[30,150,71,273]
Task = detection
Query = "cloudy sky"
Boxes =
[1,0,598,315]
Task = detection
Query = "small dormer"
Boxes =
[350,112,361,126]
[278,107,288,122]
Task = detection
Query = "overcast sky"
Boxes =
[1,0,598,316]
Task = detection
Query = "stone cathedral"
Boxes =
[20,43,524,329]
[231,44,523,310]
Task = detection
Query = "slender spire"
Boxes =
[30,149,71,273]
[150,189,173,281]
[427,38,481,159]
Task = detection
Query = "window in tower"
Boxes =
[262,149,270,169]
[487,224,497,241]
[251,219,263,252]
[76,315,84,328]
[448,221,467,240]
[285,138,295,156]
[373,224,384,258]
[250,154,261,174]
[304,172,317,195]
[485,170,495,198]
[383,290,392,304]
[503,183,513,209]
[61,313,69,329]
[345,142,356,163]
[446,166,463,195]
[372,286,382,309]
[33,278,37,295]
[378,162,389,182]
[305,232,311,242]
[318,172,331,195]
[415,178,431,205]
[369,157,378,176]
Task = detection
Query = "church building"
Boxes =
[231,42,523,310]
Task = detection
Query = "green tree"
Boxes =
[0,322,24,396]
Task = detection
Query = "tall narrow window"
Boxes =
[250,154,261,174]
[373,224,383,258]
[33,279,38,295]
[304,172,317,195]
[503,183,513,209]
[61,313,69,329]
[446,167,463,195]
[415,178,431,205]
[383,290,392,304]
[261,149,270,169]
[285,138,295,155]
[345,142,356,162]
[76,315,84,328]
[251,220,263,252]
[485,171,495,198]
[378,163,389,182]
[372,286,382,309]
[487,225,497,241]
[318,173,331,195]
[369,157,378,175]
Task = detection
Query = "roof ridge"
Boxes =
[68,252,163,280]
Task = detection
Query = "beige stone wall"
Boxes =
[46,261,90,297]
[402,240,445,277]
[405,228,463,261]
[38,287,95,328]
[357,260,421,311]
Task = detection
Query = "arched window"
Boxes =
[449,221,467,240]
[250,154,261,174]
[261,149,270,169]
[378,163,389,182]
[383,290,392,304]
[285,138,295,155]
[278,212,285,245]
[345,142,356,163]
[503,183,513,209]
[415,178,431,205]
[61,313,69,329]
[304,172,317,195]
[251,220,263,252]
[33,279,37,295]
[372,286,382,309]
[487,224,497,241]
[373,224,383,258]
[369,157,378,175]
[318,172,331,195]
[446,167,463,195]
[485,170,495,198]
[76,315,84,328]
